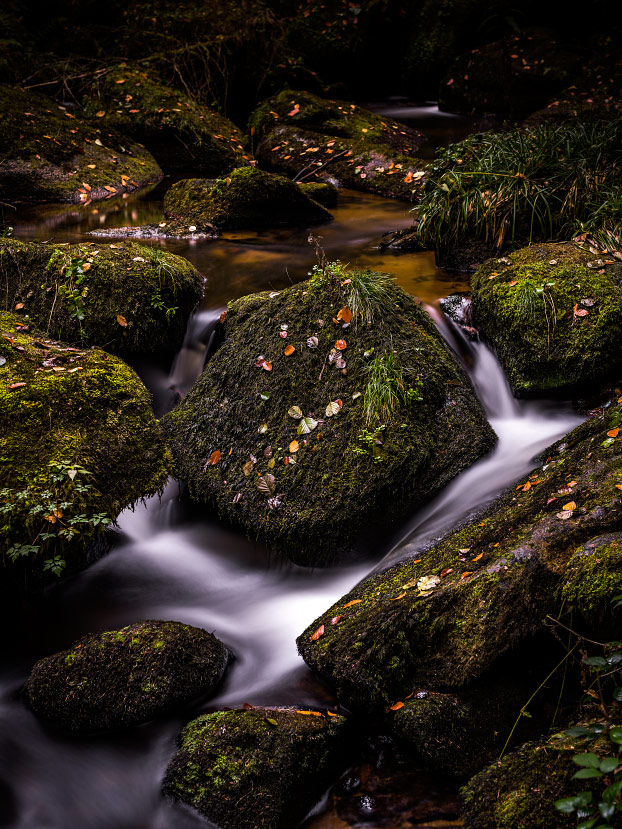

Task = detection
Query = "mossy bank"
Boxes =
[162,264,494,565]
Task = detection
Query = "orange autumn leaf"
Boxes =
[522,481,531,491]
[330,615,342,625]
[391,592,407,601]
[471,553,484,562]
[335,339,347,350]
[563,501,577,511]
[337,307,352,323]
[615,484,622,490]
[289,440,299,453]
[440,567,453,578]
[389,701,404,711]
[327,710,338,717]
[209,450,221,465]
[461,572,473,579]
[284,344,295,356]
[608,427,619,438]
[310,625,324,641]
[342,599,361,608]
[509,280,518,286]
[263,361,272,371]
[116,314,128,327]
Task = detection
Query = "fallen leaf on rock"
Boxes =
[335,339,347,350]
[288,406,303,419]
[263,361,273,371]
[280,331,287,339]
[615,484,622,490]
[266,717,278,727]
[563,501,577,511]
[310,625,325,641]
[391,592,407,601]
[417,575,440,593]
[337,307,352,323]
[284,344,295,356]
[461,572,473,579]
[325,400,342,417]
[209,450,221,465]
[256,474,276,495]
[15,303,24,310]
[9,382,26,389]
[342,599,361,608]
[327,710,338,717]
[307,336,319,349]
[116,314,128,327]
[298,416,318,435]
[352,391,361,400]
[390,701,404,711]
[608,428,619,438]
[471,552,484,562]
[509,280,518,286]
[268,458,275,469]
[330,616,342,625]
[289,440,299,453]
[297,710,322,716]
[258,423,268,434]
[243,460,254,476]
[440,568,453,578]
[557,510,574,520]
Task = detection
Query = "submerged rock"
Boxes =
[471,242,622,395]
[162,167,332,231]
[25,621,229,732]
[0,238,204,355]
[163,706,349,829]
[0,86,162,203]
[161,264,494,565]
[83,64,251,173]
[297,399,622,710]
[0,312,168,579]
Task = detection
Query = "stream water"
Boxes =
[0,108,584,828]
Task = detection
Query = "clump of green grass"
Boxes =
[363,347,422,425]
[416,120,622,254]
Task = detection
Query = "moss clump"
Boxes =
[25,620,229,732]
[83,64,251,173]
[161,264,494,566]
[257,125,429,202]
[297,396,622,711]
[0,312,168,577]
[461,726,618,828]
[297,180,338,208]
[0,238,203,355]
[163,167,332,230]
[562,533,622,636]
[471,242,622,395]
[162,706,350,829]
[0,85,162,203]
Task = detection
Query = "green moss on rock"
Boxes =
[297,180,338,208]
[83,64,251,173]
[0,238,204,354]
[0,312,168,576]
[297,397,622,711]
[162,706,350,829]
[25,620,229,732]
[161,265,494,566]
[163,167,332,230]
[471,242,622,395]
[0,85,162,203]
[562,533,622,636]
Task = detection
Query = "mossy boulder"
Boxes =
[438,31,579,118]
[562,533,622,637]
[462,724,620,828]
[298,180,338,208]
[0,312,168,578]
[161,265,494,565]
[0,85,162,203]
[257,125,429,201]
[0,238,203,355]
[471,242,622,395]
[163,167,332,231]
[25,620,229,732]
[162,706,350,829]
[83,64,251,173]
[297,398,622,711]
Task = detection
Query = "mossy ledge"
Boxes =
[297,398,622,711]
[162,706,350,829]
[0,312,168,579]
[161,264,494,566]
[0,85,162,204]
[471,241,622,396]
[0,238,204,355]
[163,167,333,231]
[25,620,230,733]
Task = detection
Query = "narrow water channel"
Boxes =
[0,173,582,828]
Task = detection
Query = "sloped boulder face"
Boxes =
[0,238,204,355]
[461,725,619,829]
[25,621,229,733]
[161,266,494,566]
[562,533,622,638]
[162,707,350,829]
[471,242,622,396]
[83,64,251,173]
[0,312,168,579]
[297,180,339,208]
[297,400,622,710]
[257,125,428,202]
[163,167,333,231]
[0,86,162,204]
[438,31,579,118]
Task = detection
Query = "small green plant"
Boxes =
[0,460,111,576]
[147,248,179,320]
[363,348,422,425]
[57,256,88,325]
[352,425,386,463]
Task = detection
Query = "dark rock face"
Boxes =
[0,86,162,204]
[297,400,622,710]
[471,242,622,395]
[162,707,350,829]
[25,621,230,732]
[161,265,494,565]
[163,167,333,231]
[0,238,204,355]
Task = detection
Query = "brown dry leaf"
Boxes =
[9,382,26,389]
[15,303,24,310]
[263,361,272,371]
[335,339,347,350]
[461,572,473,579]
[284,344,295,356]
[563,500,577,511]
[209,450,221,465]
[575,308,588,318]
[608,427,620,438]
[116,314,128,327]
[522,481,531,491]
[557,510,573,520]
[337,307,352,323]
[342,599,361,608]
[243,460,254,476]
[327,711,338,717]
[390,592,407,601]
[289,440,299,453]
[310,625,325,642]
[509,280,518,286]
[471,553,484,562]
[389,701,404,711]
[440,567,453,578]
[104,185,116,193]
[330,616,342,625]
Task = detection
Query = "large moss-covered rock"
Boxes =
[163,167,332,231]
[471,242,622,395]
[562,533,622,637]
[0,86,162,203]
[257,125,428,201]
[298,180,339,208]
[161,265,494,565]
[25,620,229,732]
[0,238,204,354]
[462,724,619,828]
[297,398,622,710]
[162,706,350,829]
[83,64,251,173]
[0,312,168,577]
